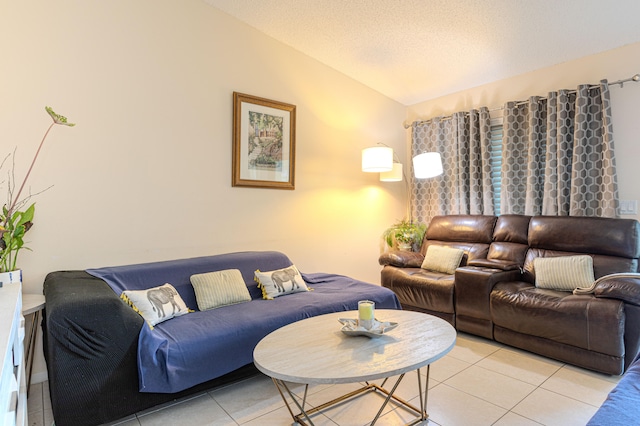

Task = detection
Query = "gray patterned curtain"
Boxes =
[501,80,618,217]
[411,107,494,224]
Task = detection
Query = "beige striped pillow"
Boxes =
[421,245,465,274]
[190,269,251,311]
[534,255,595,291]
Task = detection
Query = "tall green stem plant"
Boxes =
[0,107,75,273]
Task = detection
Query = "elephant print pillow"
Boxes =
[121,283,191,328]
[254,265,310,299]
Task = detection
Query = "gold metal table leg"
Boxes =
[271,367,430,426]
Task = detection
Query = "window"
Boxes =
[489,116,503,215]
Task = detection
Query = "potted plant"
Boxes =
[382,219,427,252]
[0,107,75,282]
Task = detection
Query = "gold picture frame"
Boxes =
[232,92,296,189]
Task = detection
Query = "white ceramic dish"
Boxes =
[338,318,399,337]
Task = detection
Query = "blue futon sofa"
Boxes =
[42,251,401,426]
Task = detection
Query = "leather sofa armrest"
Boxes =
[467,258,521,271]
[454,266,523,323]
[379,250,424,268]
[592,275,640,306]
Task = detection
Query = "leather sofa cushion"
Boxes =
[493,215,531,244]
[381,267,455,314]
[491,281,625,357]
[528,216,640,258]
[425,215,496,244]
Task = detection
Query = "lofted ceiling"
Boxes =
[204,0,640,106]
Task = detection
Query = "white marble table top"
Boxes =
[253,309,456,384]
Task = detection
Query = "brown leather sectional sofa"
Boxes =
[379,214,640,375]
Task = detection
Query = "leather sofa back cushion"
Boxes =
[426,215,496,244]
[493,215,531,244]
[534,255,595,291]
[528,216,640,258]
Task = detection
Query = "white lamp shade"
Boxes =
[413,152,443,178]
[380,162,403,181]
[362,146,393,172]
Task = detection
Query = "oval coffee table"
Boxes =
[253,309,456,426]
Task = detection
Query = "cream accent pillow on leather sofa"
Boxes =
[534,255,595,291]
[421,245,465,274]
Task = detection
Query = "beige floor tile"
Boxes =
[541,364,621,407]
[429,354,472,382]
[41,382,51,410]
[512,388,598,426]
[209,374,286,424]
[44,409,54,426]
[305,386,418,426]
[27,382,44,414]
[446,333,503,364]
[135,391,206,417]
[241,405,336,426]
[367,369,436,403]
[104,415,140,426]
[137,393,233,426]
[27,411,44,426]
[368,405,430,426]
[444,365,536,409]
[492,411,542,425]
[476,348,563,386]
[425,383,507,426]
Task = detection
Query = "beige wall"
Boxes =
[1,0,407,381]
[0,0,408,296]
[406,42,640,221]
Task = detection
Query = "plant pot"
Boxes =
[0,269,22,286]
[397,242,412,251]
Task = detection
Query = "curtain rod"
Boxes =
[404,73,640,129]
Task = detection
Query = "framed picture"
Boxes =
[232,92,296,189]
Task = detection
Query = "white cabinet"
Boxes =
[0,284,27,426]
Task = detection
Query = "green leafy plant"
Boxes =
[382,219,427,251]
[0,106,75,273]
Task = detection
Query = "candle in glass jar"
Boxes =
[358,300,375,329]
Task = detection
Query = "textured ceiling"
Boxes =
[204,0,640,105]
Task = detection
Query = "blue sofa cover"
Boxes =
[86,251,402,393]
[587,352,640,425]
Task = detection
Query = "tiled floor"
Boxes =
[28,333,619,426]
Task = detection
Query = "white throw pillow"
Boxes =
[534,255,595,291]
[121,283,191,328]
[190,269,252,311]
[421,245,465,274]
[254,265,309,299]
